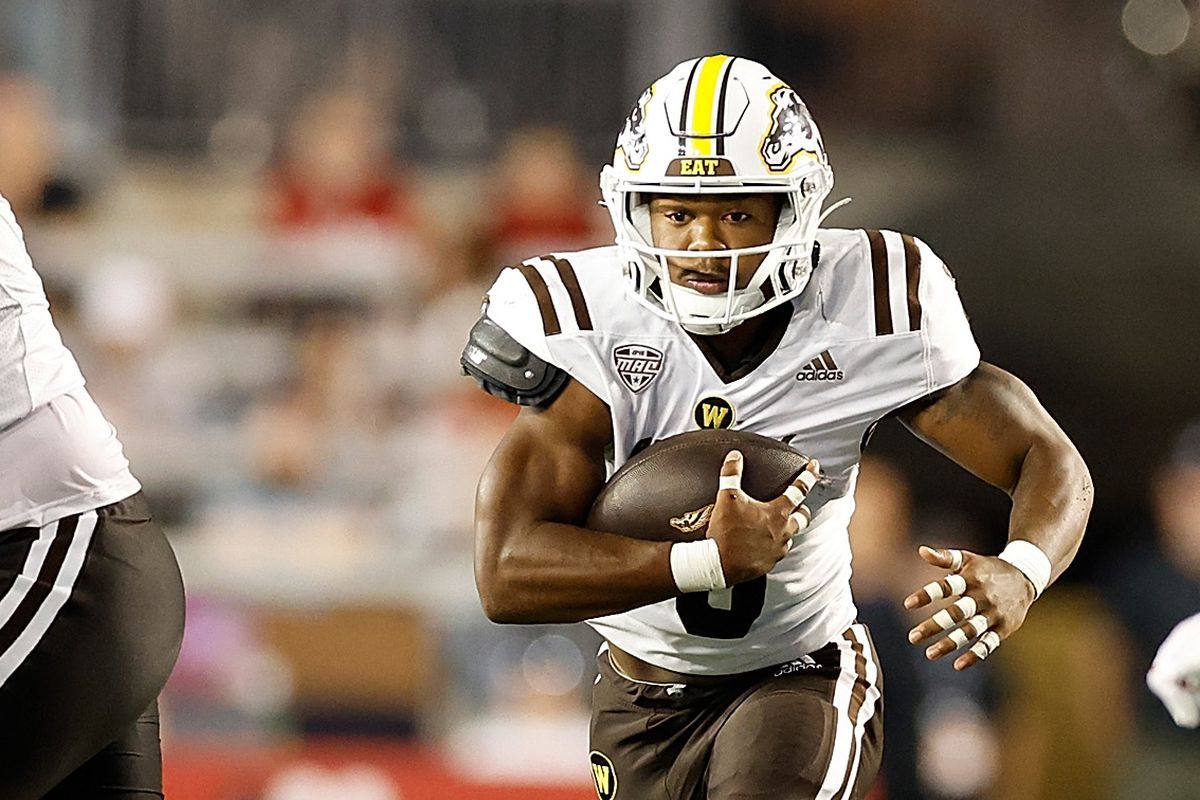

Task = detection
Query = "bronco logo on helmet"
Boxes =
[616,86,653,171]
[760,85,823,172]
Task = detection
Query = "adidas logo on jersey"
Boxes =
[796,350,844,381]
[774,654,820,676]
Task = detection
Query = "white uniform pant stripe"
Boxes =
[816,630,861,800]
[882,231,914,334]
[0,523,58,629]
[0,511,97,687]
[836,623,883,800]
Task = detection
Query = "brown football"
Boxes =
[586,429,811,542]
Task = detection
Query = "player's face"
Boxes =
[647,194,782,295]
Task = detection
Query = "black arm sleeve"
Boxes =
[460,317,569,407]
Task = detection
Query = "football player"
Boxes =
[464,55,1091,799]
[0,193,185,798]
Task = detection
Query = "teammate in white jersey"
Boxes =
[0,193,185,798]
[466,56,1091,800]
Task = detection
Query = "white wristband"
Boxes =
[998,540,1052,599]
[670,539,727,593]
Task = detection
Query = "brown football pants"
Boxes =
[0,493,185,799]
[589,624,882,800]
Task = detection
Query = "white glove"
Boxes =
[1146,612,1200,728]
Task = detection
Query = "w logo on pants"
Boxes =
[589,751,618,799]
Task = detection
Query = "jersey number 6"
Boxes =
[676,576,767,639]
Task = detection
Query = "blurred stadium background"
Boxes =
[2,1,1199,798]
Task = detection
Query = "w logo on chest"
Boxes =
[613,344,665,393]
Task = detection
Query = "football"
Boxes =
[586,429,811,542]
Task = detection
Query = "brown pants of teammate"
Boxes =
[0,493,184,799]
[588,624,882,800]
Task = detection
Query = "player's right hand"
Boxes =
[706,450,819,585]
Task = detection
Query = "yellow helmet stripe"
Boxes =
[689,54,731,156]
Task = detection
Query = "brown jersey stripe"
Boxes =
[517,264,561,336]
[902,233,923,331]
[820,350,837,370]
[545,256,593,331]
[833,632,872,798]
[0,515,76,655]
[865,229,893,335]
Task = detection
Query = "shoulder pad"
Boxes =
[461,316,569,407]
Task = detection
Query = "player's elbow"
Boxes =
[475,562,537,624]
[479,596,534,625]
[1035,433,1094,520]
[473,529,533,624]
[477,587,518,624]
[474,479,524,623]
[474,537,508,622]
[1070,447,1094,516]
[475,559,514,623]
[1050,435,1092,505]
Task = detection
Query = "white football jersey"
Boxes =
[484,228,980,674]
[0,195,140,530]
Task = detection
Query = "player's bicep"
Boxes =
[898,362,1061,494]
[475,378,611,538]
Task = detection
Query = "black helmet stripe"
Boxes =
[678,58,703,152]
[715,57,737,156]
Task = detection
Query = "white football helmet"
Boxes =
[600,55,836,335]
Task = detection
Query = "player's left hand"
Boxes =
[903,545,1036,671]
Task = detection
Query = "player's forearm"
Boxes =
[475,521,676,623]
[1006,434,1092,584]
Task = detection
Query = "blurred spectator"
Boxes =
[987,587,1132,800]
[390,227,498,404]
[71,254,179,439]
[266,87,411,232]
[484,125,607,267]
[387,125,607,403]
[66,254,228,519]
[374,388,520,668]
[442,624,599,784]
[164,597,294,738]
[850,456,927,799]
[0,75,82,219]
[241,302,391,501]
[383,390,515,560]
[1101,420,1200,800]
[388,127,608,406]
[850,456,998,800]
[263,87,428,302]
[178,302,398,619]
